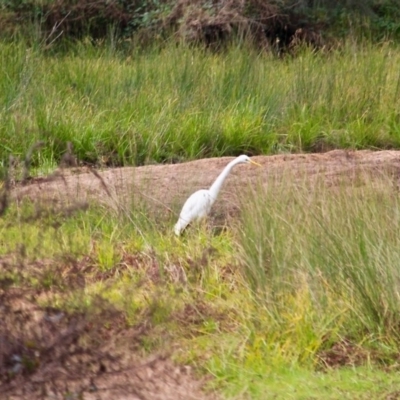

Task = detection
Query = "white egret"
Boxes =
[174,155,262,236]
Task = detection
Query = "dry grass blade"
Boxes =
[88,166,113,199]
[59,141,77,169]
[22,141,45,184]
[0,158,11,217]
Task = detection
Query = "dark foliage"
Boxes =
[1,0,399,50]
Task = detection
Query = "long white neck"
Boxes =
[208,158,241,200]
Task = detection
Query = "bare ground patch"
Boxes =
[0,259,219,400]
[12,150,400,221]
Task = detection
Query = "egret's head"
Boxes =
[237,155,262,167]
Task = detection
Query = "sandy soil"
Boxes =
[13,149,400,219]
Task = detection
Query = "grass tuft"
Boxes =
[1,40,400,168]
[237,168,400,365]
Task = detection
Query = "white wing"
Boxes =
[174,189,215,235]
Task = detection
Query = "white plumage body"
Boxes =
[173,155,261,236]
[174,190,216,236]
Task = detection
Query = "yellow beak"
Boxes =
[249,159,262,167]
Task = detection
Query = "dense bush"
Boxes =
[1,0,399,49]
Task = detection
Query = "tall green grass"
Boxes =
[3,168,400,397]
[2,36,400,397]
[237,168,400,368]
[1,39,400,170]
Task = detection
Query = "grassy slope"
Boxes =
[2,38,400,398]
[1,39,400,171]
[2,168,400,398]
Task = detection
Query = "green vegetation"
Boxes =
[2,167,400,398]
[2,0,400,44]
[238,171,400,356]
[1,39,400,170]
[1,10,400,396]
